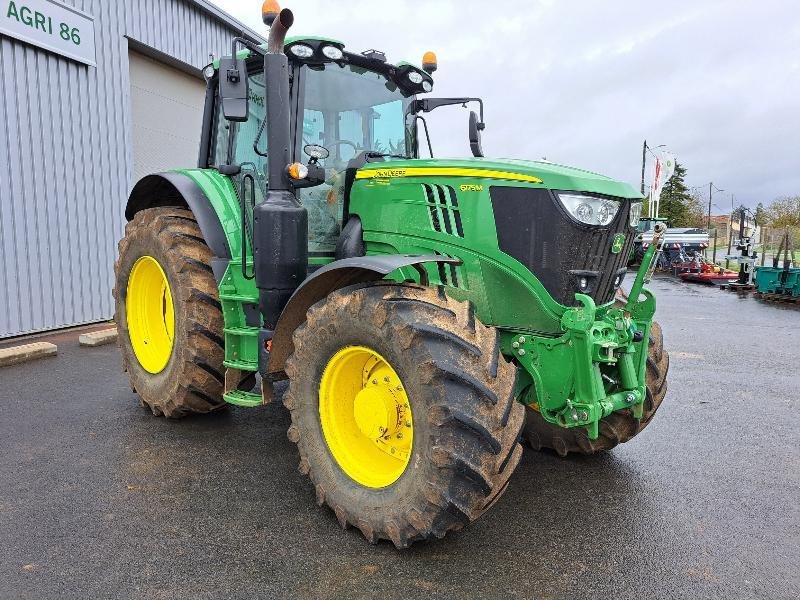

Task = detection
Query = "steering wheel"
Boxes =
[331,140,358,150]
[327,140,359,169]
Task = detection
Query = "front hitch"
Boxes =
[510,227,664,440]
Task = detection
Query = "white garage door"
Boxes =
[129,51,206,185]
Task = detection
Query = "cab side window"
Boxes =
[294,63,413,255]
[299,108,345,254]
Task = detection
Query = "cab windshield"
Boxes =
[296,63,415,166]
[294,63,415,253]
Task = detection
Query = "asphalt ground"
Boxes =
[1,276,798,599]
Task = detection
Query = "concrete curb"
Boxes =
[78,327,118,347]
[0,342,58,367]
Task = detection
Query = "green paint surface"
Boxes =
[357,157,643,199]
[166,147,654,437]
[172,157,655,437]
[347,158,654,438]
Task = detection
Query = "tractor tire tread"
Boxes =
[284,283,525,548]
[114,207,226,418]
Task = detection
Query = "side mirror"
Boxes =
[468,110,484,158]
[218,56,249,122]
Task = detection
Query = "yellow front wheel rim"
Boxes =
[126,255,175,374]
[319,346,413,488]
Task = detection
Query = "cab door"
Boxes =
[208,64,269,203]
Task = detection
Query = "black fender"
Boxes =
[125,172,231,260]
[266,254,461,376]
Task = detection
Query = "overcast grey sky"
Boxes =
[210,0,798,210]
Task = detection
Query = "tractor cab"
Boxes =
[203,35,437,255]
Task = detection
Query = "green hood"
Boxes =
[357,157,643,200]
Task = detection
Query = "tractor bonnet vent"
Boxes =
[422,184,464,238]
[434,251,462,288]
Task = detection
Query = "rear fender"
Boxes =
[267,255,461,376]
[126,170,245,276]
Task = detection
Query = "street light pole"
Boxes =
[726,193,734,270]
[706,182,724,230]
[640,139,647,195]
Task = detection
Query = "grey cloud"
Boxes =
[211,0,799,207]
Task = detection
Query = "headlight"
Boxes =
[422,81,433,93]
[289,44,314,59]
[408,71,423,84]
[557,193,620,226]
[321,45,343,60]
[202,65,215,80]
[629,201,642,227]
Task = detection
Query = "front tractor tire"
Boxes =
[524,320,669,456]
[284,284,525,548]
[114,207,226,418]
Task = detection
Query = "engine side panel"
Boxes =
[348,174,569,334]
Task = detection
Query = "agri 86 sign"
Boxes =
[1,0,95,66]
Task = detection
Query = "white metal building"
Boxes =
[0,0,264,337]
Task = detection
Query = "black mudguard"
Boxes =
[266,254,461,376]
[125,172,231,261]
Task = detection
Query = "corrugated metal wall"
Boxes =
[0,0,261,338]
[129,51,207,184]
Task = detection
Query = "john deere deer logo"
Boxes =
[611,234,625,254]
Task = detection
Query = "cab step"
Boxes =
[223,326,259,337]
[223,359,259,371]
[223,390,263,407]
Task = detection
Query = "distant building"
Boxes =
[0,0,263,338]
[709,214,760,245]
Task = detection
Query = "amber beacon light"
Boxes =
[422,51,438,74]
[262,0,281,25]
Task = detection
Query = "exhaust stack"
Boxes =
[266,7,293,53]
[264,8,294,191]
[253,7,308,333]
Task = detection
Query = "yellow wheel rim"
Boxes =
[126,256,175,374]
[319,346,413,488]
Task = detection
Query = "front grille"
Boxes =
[490,186,634,306]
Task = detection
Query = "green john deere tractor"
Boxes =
[115,4,669,547]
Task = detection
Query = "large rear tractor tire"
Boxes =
[114,207,226,418]
[524,319,669,456]
[284,283,525,548]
